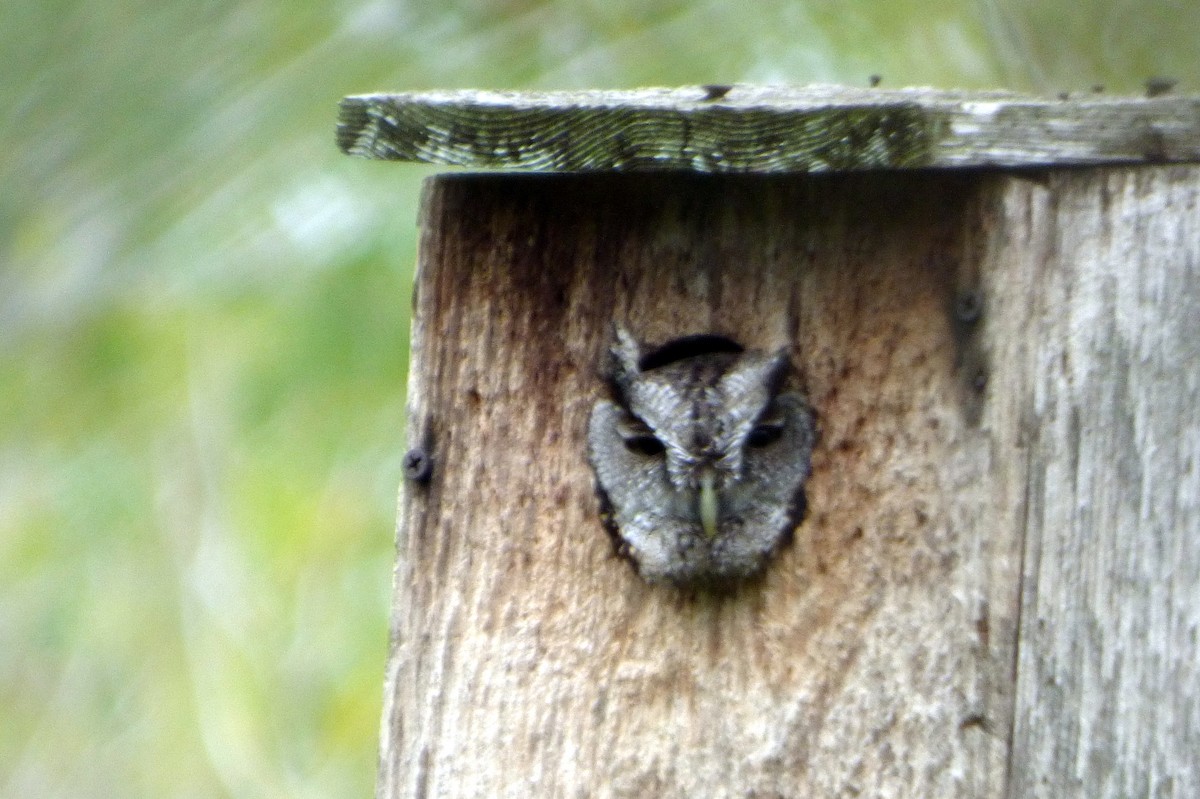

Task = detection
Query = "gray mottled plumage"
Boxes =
[587,327,816,586]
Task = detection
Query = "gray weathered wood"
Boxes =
[993,168,1200,798]
[339,85,1200,173]
[378,165,1200,798]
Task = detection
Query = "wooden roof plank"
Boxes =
[337,85,1200,173]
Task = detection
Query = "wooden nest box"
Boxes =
[338,85,1200,799]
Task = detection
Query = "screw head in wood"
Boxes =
[403,448,434,483]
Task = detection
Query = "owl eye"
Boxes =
[623,434,666,457]
[747,422,784,448]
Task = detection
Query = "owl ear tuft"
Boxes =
[721,347,792,399]
[763,347,793,394]
[608,325,643,399]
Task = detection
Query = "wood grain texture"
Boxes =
[338,85,1200,173]
[994,168,1200,798]
[381,165,1200,798]
[383,172,1019,799]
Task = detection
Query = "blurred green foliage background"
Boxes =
[1,1,1197,796]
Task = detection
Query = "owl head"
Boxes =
[588,327,816,586]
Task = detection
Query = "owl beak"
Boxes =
[698,468,719,539]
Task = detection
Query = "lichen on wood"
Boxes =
[338,85,1200,173]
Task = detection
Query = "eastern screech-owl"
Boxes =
[587,327,816,586]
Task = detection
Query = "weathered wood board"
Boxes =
[339,85,1200,173]
[997,168,1200,798]
[377,164,1200,798]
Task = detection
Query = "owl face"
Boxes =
[587,329,816,586]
